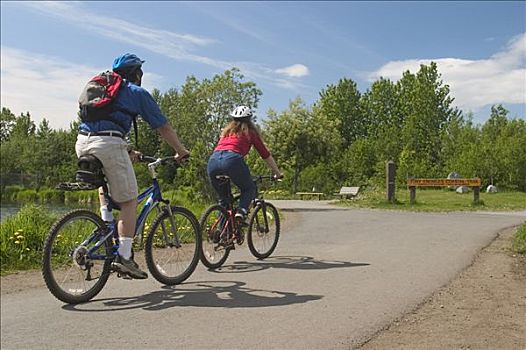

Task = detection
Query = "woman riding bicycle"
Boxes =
[207,106,283,224]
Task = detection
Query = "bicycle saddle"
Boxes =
[76,154,105,186]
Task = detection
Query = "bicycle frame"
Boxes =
[211,175,274,245]
[81,157,175,261]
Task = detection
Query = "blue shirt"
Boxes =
[79,81,168,134]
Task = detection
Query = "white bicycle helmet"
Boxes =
[230,106,253,119]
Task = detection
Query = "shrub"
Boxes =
[38,188,65,203]
[0,204,59,274]
[512,223,526,254]
[1,185,24,202]
[13,189,39,203]
[64,190,98,205]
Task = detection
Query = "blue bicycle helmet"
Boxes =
[112,53,145,72]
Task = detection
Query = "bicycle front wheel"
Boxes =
[199,204,230,269]
[144,206,201,285]
[247,202,280,259]
[42,209,112,304]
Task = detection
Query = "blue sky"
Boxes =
[1,1,525,130]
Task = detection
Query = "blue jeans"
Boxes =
[207,150,256,212]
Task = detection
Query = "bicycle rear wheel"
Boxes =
[247,202,280,259]
[144,206,201,285]
[42,209,112,304]
[199,204,231,269]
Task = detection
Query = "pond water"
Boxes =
[0,203,90,221]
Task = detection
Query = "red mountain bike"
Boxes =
[200,175,281,269]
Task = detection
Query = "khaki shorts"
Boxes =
[75,134,138,203]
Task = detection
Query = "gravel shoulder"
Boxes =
[359,226,526,350]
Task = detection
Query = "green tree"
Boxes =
[361,78,405,181]
[263,97,341,193]
[396,62,461,181]
[1,112,37,187]
[155,68,262,200]
[315,78,365,148]
[0,107,16,143]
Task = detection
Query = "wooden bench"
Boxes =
[296,192,324,200]
[334,186,360,199]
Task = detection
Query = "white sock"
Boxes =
[117,237,133,259]
[100,205,114,222]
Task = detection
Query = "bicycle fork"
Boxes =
[161,202,182,248]
[254,201,270,234]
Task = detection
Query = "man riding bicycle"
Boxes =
[75,53,189,279]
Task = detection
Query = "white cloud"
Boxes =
[14,2,308,91]
[275,64,310,78]
[369,33,526,113]
[0,47,163,130]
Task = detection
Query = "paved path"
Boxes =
[1,202,525,349]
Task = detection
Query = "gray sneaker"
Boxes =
[112,255,148,279]
[235,208,248,225]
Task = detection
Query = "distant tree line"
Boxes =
[1,63,525,201]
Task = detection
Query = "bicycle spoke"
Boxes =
[247,203,280,259]
[42,210,112,304]
[199,205,231,269]
[145,207,200,285]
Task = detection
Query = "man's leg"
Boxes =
[112,197,147,279]
[117,198,137,258]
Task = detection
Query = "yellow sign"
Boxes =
[407,178,481,187]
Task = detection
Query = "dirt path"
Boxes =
[360,226,526,350]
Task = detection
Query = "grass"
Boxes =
[1,189,208,275]
[336,188,526,212]
[512,223,526,254]
[1,204,59,275]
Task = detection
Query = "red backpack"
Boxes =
[78,71,139,143]
[78,71,125,123]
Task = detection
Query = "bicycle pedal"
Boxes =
[117,272,133,280]
[111,262,132,279]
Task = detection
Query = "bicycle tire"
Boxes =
[199,204,231,269]
[144,206,201,285]
[42,209,112,304]
[247,202,280,259]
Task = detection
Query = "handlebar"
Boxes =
[252,175,283,183]
[139,154,189,167]
[139,155,159,163]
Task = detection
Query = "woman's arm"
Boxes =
[264,154,282,178]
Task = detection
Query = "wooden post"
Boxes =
[386,161,396,203]
[473,186,480,204]
[410,186,416,204]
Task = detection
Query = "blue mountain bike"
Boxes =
[42,154,201,304]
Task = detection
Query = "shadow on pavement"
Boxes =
[62,280,322,312]
[209,256,370,274]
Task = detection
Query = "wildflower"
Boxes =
[26,248,30,251]
[17,235,24,240]
[14,240,20,244]
[17,229,24,233]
